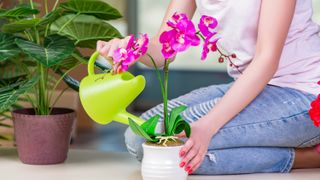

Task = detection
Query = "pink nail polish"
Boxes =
[188,170,193,175]
[185,166,191,172]
[180,151,185,157]
[179,162,185,167]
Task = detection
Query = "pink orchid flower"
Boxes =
[113,34,149,72]
[160,12,200,59]
[159,30,178,59]
[198,15,218,37]
[201,33,219,60]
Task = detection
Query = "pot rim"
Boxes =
[142,142,184,149]
[12,107,75,117]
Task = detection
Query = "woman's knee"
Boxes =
[124,127,145,161]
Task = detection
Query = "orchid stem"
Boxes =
[163,59,170,134]
[147,54,165,99]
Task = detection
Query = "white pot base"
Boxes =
[141,143,188,180]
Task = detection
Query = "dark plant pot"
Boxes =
[12,108,75,165]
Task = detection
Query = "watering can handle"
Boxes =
[88,51,100,76]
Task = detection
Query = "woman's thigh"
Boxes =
[181,85,320,149]
[140,82,232,121]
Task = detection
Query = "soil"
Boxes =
[145,139,185,147]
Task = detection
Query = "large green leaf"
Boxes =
[50,14,121,48]
[38,8,64,26]
[0,6,39,18]
[0,75,39,113]
[0,33,20,61]
[141,115,160,137]
[129,118,157,142]
[15,34,75,67]
[60,0,122,20]
[1,18,40,33]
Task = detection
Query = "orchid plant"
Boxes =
[113,13,236,146]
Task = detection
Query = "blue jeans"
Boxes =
[124,82,320,175]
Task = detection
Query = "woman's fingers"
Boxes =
[97,36,132,59]
[97,40,106,51]
[176,132,186,138]
[181,146,199,171]
[180,139,193,157]
[186,150,206,174]
[189,160,202,175]
[107,38,121,57]
[99,42,111,57]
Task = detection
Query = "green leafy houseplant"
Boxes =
[0,0,122,155]
[0,0,121,116]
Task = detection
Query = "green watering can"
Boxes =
[79,51,145,126]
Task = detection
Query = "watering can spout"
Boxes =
[115,111,144,125]
[79,51,146,126]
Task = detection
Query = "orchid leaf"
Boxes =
[172,116,191,137]
[141,114,160,137]
[129,118,157,142]
[166,105,191,137]
[167,105,187,134]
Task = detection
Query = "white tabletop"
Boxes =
[0,148,319,180]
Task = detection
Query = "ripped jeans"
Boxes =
[124,82,320,175]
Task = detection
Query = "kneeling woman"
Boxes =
[98,0,320,175]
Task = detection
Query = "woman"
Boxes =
[97,0,320,175]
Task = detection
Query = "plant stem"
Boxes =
[147,54,165,100]
[38,64,48,115]
[49,87,69,114]
[29,0,36,19]
[24,31,34,42]
[44,0,49,14]
[52,0,60,11]
[163,59,170,134]
[48,64,81,106]
[196,31,242,74]
[30,0,48,114]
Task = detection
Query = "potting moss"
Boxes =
[145,138,185,147]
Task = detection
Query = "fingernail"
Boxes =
[180,151,185,157]
[185,166,191,172]
[188,170,193,175]
[179,162,185,167]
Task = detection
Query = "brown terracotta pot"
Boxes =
[12,108,75,165]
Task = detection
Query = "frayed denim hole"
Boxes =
[206,152,217,163]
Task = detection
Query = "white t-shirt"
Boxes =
[196,0,320,95]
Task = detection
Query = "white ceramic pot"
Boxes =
[141,143,188,180]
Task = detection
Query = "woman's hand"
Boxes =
[96,36,132,73]
[178,117,216,174]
